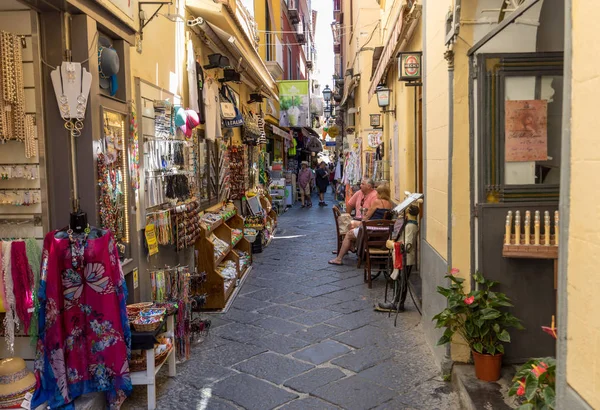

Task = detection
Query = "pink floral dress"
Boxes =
[32,229,132,409]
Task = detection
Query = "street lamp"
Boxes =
[322,85,332,103]
[375,85,396,116]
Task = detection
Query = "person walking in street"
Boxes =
[298,161,313,208]
[315,162,330,206]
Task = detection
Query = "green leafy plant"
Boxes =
[280,96,292,111]
[432,270,524,355]
[509,357,556,409]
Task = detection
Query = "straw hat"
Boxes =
[0,358,36,408]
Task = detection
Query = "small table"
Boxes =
[130,315,176,410]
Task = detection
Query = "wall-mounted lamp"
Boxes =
[376,85,395,116]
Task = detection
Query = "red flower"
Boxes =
[516,378,526,396]
[450,268,460,275]
[532,362,548,378]
[464,296,475,305]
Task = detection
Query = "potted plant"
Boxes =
[432,270,524,381]
[509,357,556,409]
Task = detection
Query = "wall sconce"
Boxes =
[376,85,395,116]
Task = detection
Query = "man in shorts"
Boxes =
[298,161,313,208]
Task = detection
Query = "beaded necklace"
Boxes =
[67,225,90,269]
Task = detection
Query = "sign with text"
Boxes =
[505,100,548,162]
[398,52,423,81]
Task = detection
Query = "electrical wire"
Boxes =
[41,30,99,71]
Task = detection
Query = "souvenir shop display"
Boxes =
[0,189,40,206]
[218,140,230,202]
[227,145,247,200]
[32,228,131,409]
[0,238,41,353]
[0,165,39,180]
[196,203,251,310]
[129,103,140,194]
[145,209,173,246]
[98,110,129,249]
[172,199,202,251]
[0,31,32,157]
[148,265,192,361]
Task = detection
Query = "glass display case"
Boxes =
[99,108,130,258]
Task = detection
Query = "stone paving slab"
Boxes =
[292,340,352,365]
[232,296,272,312]
[257,304,306,319]
[283,367,346,394]
[200,340,267,367]
[331,345,395,373]
[326,309,385,331]
[249,333,311,355]
[211,322,269,344]
[292,323,346,343]
[277,397,340,410]
[224,307,263,324]
[211,373,298,410]
[233,352,314,384]
[328,298,375,314]
[253,316,307,335]
[289,295,341,311]
[312,375,398,410]
[289,308,342,326]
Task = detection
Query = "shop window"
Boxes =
[477,52,563,203]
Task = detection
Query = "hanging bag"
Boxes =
[221,85,244,128]
[219,85,236,120]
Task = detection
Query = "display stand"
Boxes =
[130,315,177,410]
[196,204,252,310]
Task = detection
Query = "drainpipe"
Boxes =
[442,42,455,376]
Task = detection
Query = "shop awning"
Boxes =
[272,124,292,141]
[186,0,278,100]
[370,47,384,80]
[367,4,421,99]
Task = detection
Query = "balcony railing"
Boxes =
[296,22,306,44]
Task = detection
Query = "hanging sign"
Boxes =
[370,114,381,128]
[145,223,159,256]
[367,131,383,148]
[398,52,423,82]
[133,268,139,289]
[505,100,548,162]
[272,124,292,141]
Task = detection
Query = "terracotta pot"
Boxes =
[472,350,503,381]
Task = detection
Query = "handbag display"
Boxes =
[220,85,244,128]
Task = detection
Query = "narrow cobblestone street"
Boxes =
[125,193,459,409]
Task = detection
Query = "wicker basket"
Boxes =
[132,317,163,332]
[127,302,154,317]
[128,346,173,372]
[139,308,166,319]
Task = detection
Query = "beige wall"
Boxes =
[423,0,449,260]
[566,1,600,407]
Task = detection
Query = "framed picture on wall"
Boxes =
[370,114,381,128]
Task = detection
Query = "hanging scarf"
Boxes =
[2,241,18,353]
[0,245,5,312]
[25,238,41,346]
[11,241,34,334]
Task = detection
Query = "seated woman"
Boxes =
[329,185,393,266]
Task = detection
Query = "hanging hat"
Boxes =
[0,358,36,409]
[301,161,309,166]
[174,107,187,127]
[205,53,230,69]
[98,36,120,96]
[220,69,241,83]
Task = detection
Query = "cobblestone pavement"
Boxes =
[124,192,459,410]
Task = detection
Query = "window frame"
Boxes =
[476,52,563,204]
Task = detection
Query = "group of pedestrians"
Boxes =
[298,161,334,207]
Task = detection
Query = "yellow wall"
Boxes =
[255,0,281,62]
[385,19,422,202]
[130,4,185,98]
[423,0,449,261]
[566,1,600,406]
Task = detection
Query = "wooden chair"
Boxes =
[361,220,395,288]
[332,205,346,255]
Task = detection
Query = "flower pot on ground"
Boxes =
[472,350,503,382]
[509,357,556,409]
[432,270,524,382]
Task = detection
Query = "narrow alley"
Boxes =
[125,193,459,410]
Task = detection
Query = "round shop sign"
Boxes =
[404,55,420,76]
[327,126,339,138]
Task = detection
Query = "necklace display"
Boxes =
[67,225,91,269]
[58,64,87,136]
[0,31,27,147]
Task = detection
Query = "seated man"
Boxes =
[346,178,378,220]
[329,185,393,266]
[377,204,420,312]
